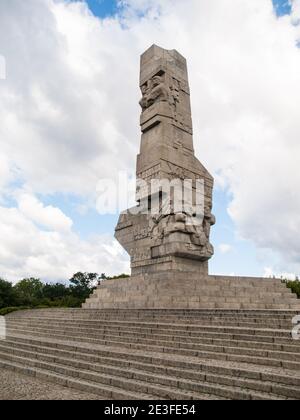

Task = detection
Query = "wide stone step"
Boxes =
[84,301,300,310]
[6,329,300,371]
[6,324,300,361]
[6,316,296,332]
[0,352,228,400]
[4,335,300,386]
[1,336,300,399]
[87,296,298,306]
[87,296,298,305]
[92,288,294,297]
[6,317,296,336]
[8,308,299,319]
[8,314,294,327]
[2,339,299,386]
[96,286,293,296]
[7,313,296,322]
[7,312,297,326]
[7,312,296,323]
[6,322,300,354]
[6,317,295,331]
[98,277,287,288]
[0,346,296,400]
[5,321,297,344]
[7,319,299,346]
[5,321,295,334]
[0,359,162,400]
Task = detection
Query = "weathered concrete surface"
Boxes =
[0,368,105,400]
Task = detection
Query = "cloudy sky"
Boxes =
[0,0,299,283]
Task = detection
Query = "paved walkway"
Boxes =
[0,368,104,400]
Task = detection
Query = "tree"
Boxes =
[69,272,98,300]
[0,279,18,309]
[13,278,44,306]
[42,283,70,301]
[286,280,300,299]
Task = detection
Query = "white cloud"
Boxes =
[218,244,233,255]
[0,0,138,196]
[17,191,73,232]
[0,54,5,80]
[0,201,129,283]
[0,0,300,279]
[0,154,12,191]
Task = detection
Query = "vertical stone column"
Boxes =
[115,45,215,277]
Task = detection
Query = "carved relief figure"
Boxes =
[169,78,180,109]
[147,75,169,106]
[150,205,215,260]
[140,75,170,111]
[139,83,149,111]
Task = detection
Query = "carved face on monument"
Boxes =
[151,75,162,87]
[139,84,149,110]
[141,84,148,95]
[140,74,170,110]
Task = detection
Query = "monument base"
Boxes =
[83,273,300,310]
[131,256,208,276]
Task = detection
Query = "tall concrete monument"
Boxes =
[115,45,215,276]
[83,45,300,310]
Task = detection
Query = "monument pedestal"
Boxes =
[83,273,300,310]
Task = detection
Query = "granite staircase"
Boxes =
[1,308,300,400]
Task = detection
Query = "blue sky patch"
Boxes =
[73,0,118,17]
[272,0,292,16]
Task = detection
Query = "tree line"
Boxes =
[0,272,130,312]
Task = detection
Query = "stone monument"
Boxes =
[115,44,215,277]
[83,45,300,310]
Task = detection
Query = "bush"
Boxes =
[0,306,31,316]
[0,279,19,308]
[105,274,130,281]
[286,281,300,299]
[35,296,83,308]
[60,296,84,308]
